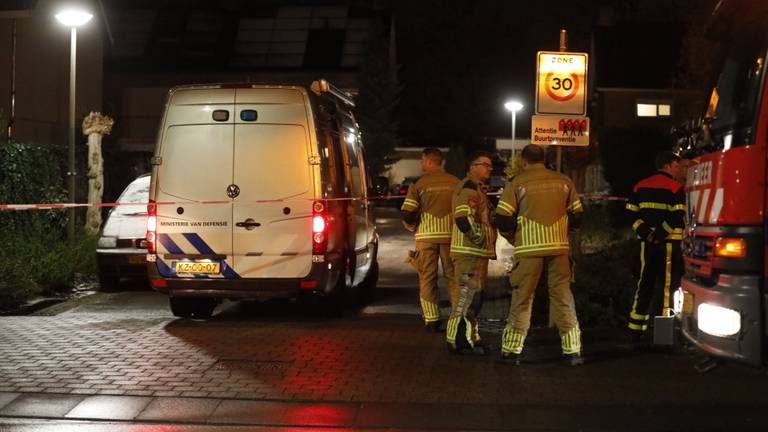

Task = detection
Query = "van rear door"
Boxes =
[155,88,236,279]
[231,88,314,278]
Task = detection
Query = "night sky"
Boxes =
[391,0,714,146]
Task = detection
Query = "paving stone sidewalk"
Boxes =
[2,307,768,406]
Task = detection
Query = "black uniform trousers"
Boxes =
[628,239,683,333]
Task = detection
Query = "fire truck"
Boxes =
[675,0,768,366]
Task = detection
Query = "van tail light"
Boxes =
[146,200,157,254]
[312,200,328,255]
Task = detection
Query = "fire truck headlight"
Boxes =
[698,303,741,337]
[673,287,684,315]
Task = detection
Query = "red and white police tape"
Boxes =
[0,193,627,211]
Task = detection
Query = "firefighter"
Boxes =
[494,144,584,366]
[446,151,496,355]
[401,148,461,332]
[626,151,685,344]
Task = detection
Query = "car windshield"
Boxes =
[114,177,150,215]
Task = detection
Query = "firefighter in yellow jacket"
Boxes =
[446,151,496,355]
[494,144,584,366]
[401,148,460,332]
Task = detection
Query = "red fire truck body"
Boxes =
[677,0,768,366]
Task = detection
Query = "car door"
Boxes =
[338,115,369,282]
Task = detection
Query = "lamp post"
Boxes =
[56,9,93,242]
[504,100,524,146]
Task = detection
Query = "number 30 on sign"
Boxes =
[535,51,588,116]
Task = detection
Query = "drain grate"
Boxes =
[210,359,292,374]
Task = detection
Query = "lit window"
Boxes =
[636,102,673,118]
[637,104,657,117]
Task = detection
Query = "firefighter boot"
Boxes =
[498,327,525,365]
[561,327,584,366]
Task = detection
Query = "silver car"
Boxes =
[96,174,150,290]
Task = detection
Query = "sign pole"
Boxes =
[556,29,567,173]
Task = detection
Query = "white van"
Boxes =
[146,80,378,318]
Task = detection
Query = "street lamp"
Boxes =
[56,8,93,242]
[504,100,524,145]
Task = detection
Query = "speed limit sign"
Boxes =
[535,51,588,115]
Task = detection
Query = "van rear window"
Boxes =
[212,110,229,121]
[240,110,258,121]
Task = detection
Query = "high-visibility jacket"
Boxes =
[401,168,460,243]
[450,174,496,258]
[626,171,685,242]
[495,166,582,257]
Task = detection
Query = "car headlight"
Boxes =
[97,236,117,248]
[698,303,741,337]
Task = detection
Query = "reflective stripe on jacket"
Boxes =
[401,169,460,243]
[450,174,497,258]
[495,166,582,257]
[626,172,685,241]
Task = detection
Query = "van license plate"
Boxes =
[174,261,221,274]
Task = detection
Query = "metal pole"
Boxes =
[556,29,567,173]
[9,19,16,140]
[67,27,77,242]
[511,110,517,143]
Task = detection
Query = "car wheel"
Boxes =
[169,297,217,319]
[98,274,121,292]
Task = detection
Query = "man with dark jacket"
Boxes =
[625,151,685,344]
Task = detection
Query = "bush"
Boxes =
[0,139,96,311]
[573,239,637,327]
[0,227,97,310]
[0,139,68,233]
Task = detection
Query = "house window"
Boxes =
[636,101,672,118]
[637,104,657,117]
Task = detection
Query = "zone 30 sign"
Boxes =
[535,51,588,116]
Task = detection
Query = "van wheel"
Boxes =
[357,260,379,305]
[170,297,217,319]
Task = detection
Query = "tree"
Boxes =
[355,18,400,176]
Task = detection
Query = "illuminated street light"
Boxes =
[56,8,93,242]
[504,100,524,143]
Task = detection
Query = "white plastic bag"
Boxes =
[495,235,517,273]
